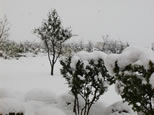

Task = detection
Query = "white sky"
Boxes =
[0,0,154,47]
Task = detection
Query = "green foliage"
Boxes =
[34,9,72,75]
[60,57,114,115]
[114,61,154,115]
[34,9,72,48]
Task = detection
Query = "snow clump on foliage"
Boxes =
[70,50,107,69]
[104,101,137,115]
[105,46,154,74]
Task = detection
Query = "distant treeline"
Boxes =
[0,39,44,59]
[0,38,129,59]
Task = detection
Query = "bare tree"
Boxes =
[0,16,9,42]
[34,9,72,75]
[86,41,93,52]
[95,35,129,54]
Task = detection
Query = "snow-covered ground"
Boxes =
[0,55,68,95]
[0,54,131,115]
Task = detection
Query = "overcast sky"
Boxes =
[0,0,154,47]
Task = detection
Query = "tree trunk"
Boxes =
[44,40,53,76]
[46,48,53,76]
[51,63,54,75]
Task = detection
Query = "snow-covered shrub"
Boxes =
[105,101,137,115]
[58,92,105,115]
[60,51,114,115]
[25,89,57,104]
[114,61,154,114]
[21,41,44,54]
[63,37,128,56]
[0,38,44,59]
[106,47,154,115]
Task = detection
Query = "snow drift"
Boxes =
[105,101,137,115]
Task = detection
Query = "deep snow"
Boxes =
[0,54,126,115]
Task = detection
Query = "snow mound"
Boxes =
[105,46,154,74]
[57,93,74,115]
[76,51,107,61]
[58,92,84,110]
[105,54,119,75]
[71,51,107,69]
[25,89,57,104]
[104,101,137,115]
[89,102,106,115]
[35,106,66,115]
[24,100,47,115]
[0,88,23,100]
[0,98,25,114]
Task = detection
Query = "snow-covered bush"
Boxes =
[105,101,137,115]
[63,37,128,56]
[0,38,44,59]
[60,51,114,115]
[58,92,105,115]
[106,47,154,115]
